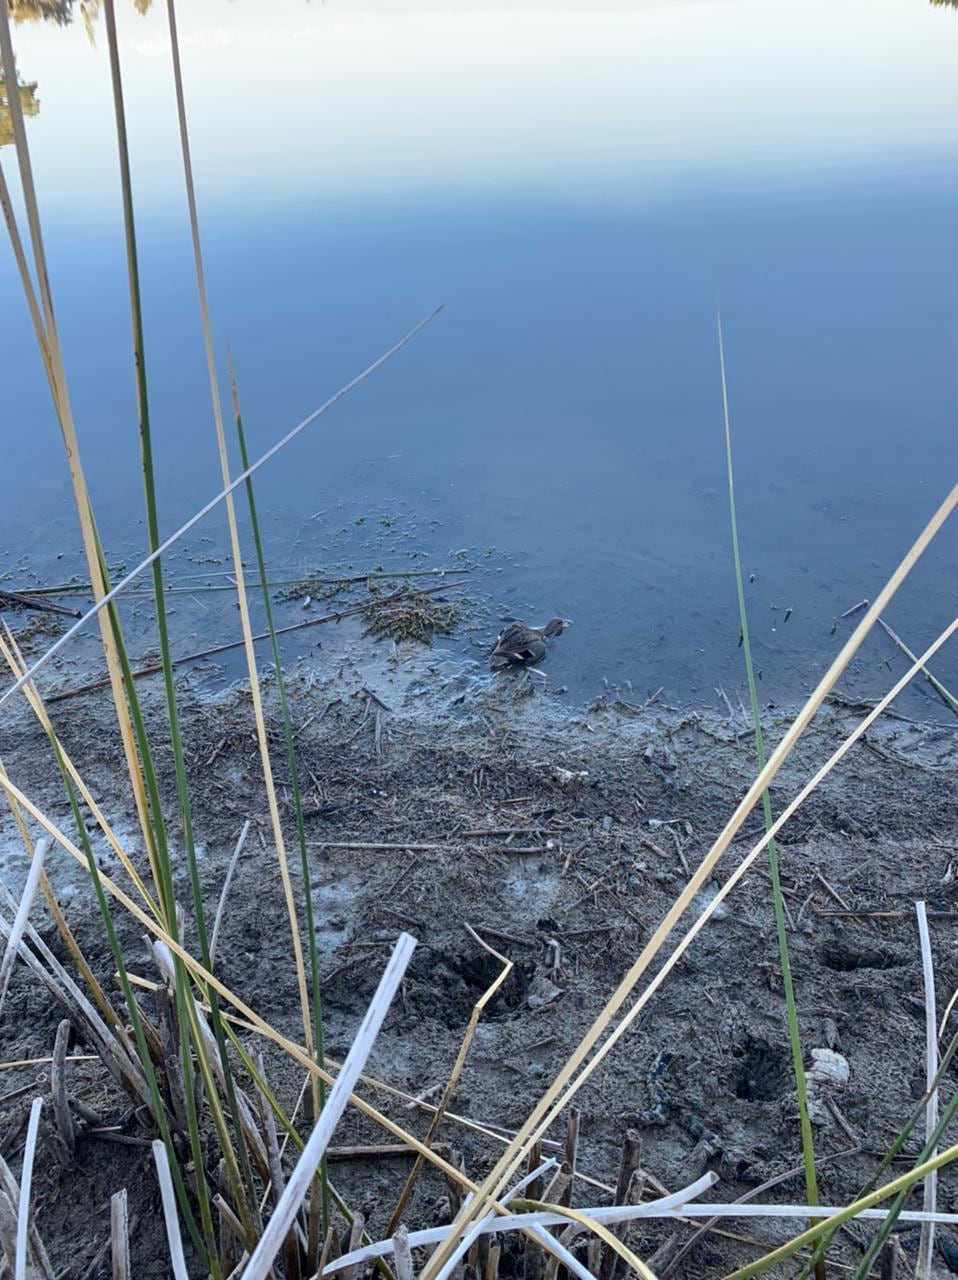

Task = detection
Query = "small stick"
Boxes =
[359,686,392,712]
[111,1189,130,1280]
[815,909,958,921]
[878,617,958,717]
[0,588,81,619]
[214,1195,246,1253]
[210,820,251,965]
[393,1225,414,1280]
[327,1142,451,1161]
[310,841,552,854]
[561,1108,580,1208]
[879,1238,901,1280]
[50,1020,75,1155]
[525,1143,545,1202]
[841,599,869,618]
[542,1162,572,1206]
[338,1213,366,1280]
[472,925,534,947]
[599,1131,643,1280]
[815,871,851,912]
[485,1242,501,1280]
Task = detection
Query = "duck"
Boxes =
[490,617,570,670]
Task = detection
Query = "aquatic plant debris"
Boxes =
[363,588,460,644]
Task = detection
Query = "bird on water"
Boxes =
[489,617,570,670]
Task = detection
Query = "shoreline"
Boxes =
[1,620,956,1276]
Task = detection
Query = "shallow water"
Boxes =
[1,0,956,715]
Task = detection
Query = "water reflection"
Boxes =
[0,64,39,147]
[9,1,151,25]
[1,0,956,713]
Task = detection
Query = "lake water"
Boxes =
[1,0,956,715]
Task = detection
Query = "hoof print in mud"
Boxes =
[732,1036,790,1103]
[414,949,532,1026]
[819,939,908,973]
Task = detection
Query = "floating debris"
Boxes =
[362,590,460,645]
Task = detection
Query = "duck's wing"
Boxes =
[491,621,530,657]
[490,625,546,668]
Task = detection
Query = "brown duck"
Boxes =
[490,617,570,670]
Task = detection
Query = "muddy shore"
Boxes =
[1,630,957,1278]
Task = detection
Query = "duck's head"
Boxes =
[543,617,572,637]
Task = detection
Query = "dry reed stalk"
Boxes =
[16,1098,43,1280]
[252,1050,301,1277]
[598,1130,642,1280]
[419,569,958,1280]
[878,617,958,716]
[50,1020,74,1155]
[165,0,317,1114]
[0,880,151,1109]
[388,924,513,1233]
[210,820,251,966]
[152,942,269,1185]
[242,934,417,1280]
[0,1189,30,1280]
[0,837,48,1019]
[328,1175,720,1279]
[393,1226,415,1280]
[916,901,938,1280]
[153,1140,190,1280]
[111,1188,130,1280]
[0,1153,53,1280]
[0,51,163,888]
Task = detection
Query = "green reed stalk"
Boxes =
[717,312,824,1276]
[228,354,330,1232]
[101,0,260,1244]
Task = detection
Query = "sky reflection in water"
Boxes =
[1,0,956,710]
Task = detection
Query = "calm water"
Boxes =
[1,0,956,713]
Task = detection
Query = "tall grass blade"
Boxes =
[101,0,260,1244]
[164,0,320,1190]
[228,352,330,1228]
[716,310,823,1269]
